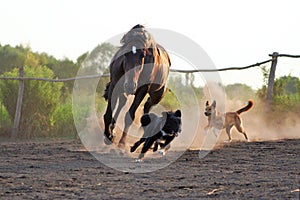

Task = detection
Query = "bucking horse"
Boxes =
[103,24,171,147]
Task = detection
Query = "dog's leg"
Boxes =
[158,149,165,155]
[137,137,157,161]
[225,125,233,142]
[244,132,249,142]
[233,117,250,142]
[153,141,159,152]
[212,128,220,137]
[158,136,173,155]
[204,125,210,135]
[130,138,146,153]
[158,143,171,155]
[165,143,171,151]
[235,124,249,142]
[160,136,173,148]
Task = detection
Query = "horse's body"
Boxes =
[103,25,171,146]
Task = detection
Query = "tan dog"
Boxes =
[204,100,254,142]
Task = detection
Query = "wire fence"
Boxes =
[0,52,299,138]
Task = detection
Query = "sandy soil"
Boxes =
[0,139,299,199]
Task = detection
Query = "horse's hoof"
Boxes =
[104,137,112,145]
[104,134,114,145]
[118,142,125,148]
[109,123,115,131]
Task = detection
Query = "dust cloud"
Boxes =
[79,83,299,153]
[189,83,300,150]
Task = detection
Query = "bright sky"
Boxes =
[1,0,300,89]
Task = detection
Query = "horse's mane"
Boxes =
[111,25,172,70]
[120,24,145,44]
[121,24,145,44]
[120,24,156,51]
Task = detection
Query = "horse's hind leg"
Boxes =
[144,86,166,114]
[104,96,114,144]
[104,83,124,144]
[119,86,148,146]
[110,94,126,131]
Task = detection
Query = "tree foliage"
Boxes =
[1,42,299,139]
[0,66,63,137]
[257,74,300,111]
[160,74,204,109]
[0,43,117,138]
[225,83,255,101]
[0,44,27,74]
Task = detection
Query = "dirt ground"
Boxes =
[0,139,299,199]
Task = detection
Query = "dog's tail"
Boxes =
[236,100,254,114]
[140,114,151,127]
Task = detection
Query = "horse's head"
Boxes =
[121,25,153,95]
[123,44,147,95]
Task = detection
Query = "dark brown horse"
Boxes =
[103,24,171,146]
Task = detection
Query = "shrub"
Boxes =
[0,103,13,136]
[0,66,63,137]
[257,75,300,112]
[225,83,255,101]
[51,103,77,138]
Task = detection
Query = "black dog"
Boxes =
[130,110,182,161]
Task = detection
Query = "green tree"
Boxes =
[81,42,116,74]
[161,75,203,109]
[0,43,82,102]
[272,75,300,111]
[52,103,76,137]
[225,83,255,101]
[49,58,79,101]
[257,74,300,111]
[273,75,299,96]
[0,66,63,137]
[0,44,27,74]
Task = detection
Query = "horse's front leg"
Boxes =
[118,86,148,147]
[144,86,166,114]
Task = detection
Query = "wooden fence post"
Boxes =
[266,52,278,110]
[12,66,24,139]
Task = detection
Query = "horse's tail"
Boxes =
[236,100,254,114]
[103,82,111,101]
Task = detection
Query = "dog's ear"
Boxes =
[212,100,216,108]
[206,101,210,106]
[140,114,151,126]
[175,110,181,118]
